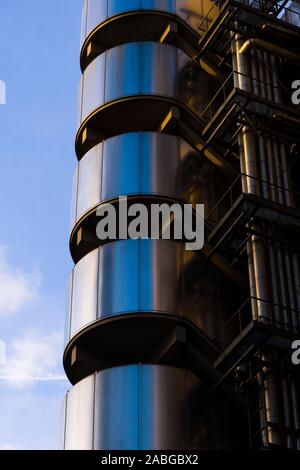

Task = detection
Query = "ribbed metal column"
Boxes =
[62,0,247,450]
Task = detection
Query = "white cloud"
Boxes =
[0,330,66,388]
[0,246,40,317]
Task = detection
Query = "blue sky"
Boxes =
[0,0,82,449]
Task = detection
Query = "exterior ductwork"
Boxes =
[239,38,300,65]
[63,0,300,450]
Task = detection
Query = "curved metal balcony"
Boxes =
[70,132,218,227]
[69,130,227,263]
[80,0,219,70]
[63,238,245,384]
[76,41,220,160]
[65,239,227,342]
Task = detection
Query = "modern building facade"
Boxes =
[62,0,300,450]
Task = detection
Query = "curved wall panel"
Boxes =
[63,365,247,450]
[78,42,211,127]
[65,239,233,344]
[80,0,218,47]
[71,131,221,226]
[69,249,99,339]
[64,374,95,450]
[70,165,78,230]
[76,143,102,223]
[64,271,73,346]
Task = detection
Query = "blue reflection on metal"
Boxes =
[105,43,140,102]
[77,145,102,220]
[86,0,108,38]
[138,365,155,449]
[141,43,177,96]
[94,365,140,449]
[139,239,154,312]
[140,132,179,196]
[73,131,187,223]
[102,132,140,200]
[82,0,204,45]
[99,240,139,318]
[108,0,140,17]
[82,53,105,120]
[71,249,98,336]
[141,0,175,13]
[80,42,186,124]
[80,0,88,47]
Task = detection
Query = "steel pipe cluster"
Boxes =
[233,0,300,448]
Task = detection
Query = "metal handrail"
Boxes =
[213,296,251,343]
[200,71,235,120]
[200,69,295,124]
[280,6,300,25]
[196,1,222,32]
[196,0,300,35]
[213,296,300,351]
[206,173,241,221]
[206,173,299,227]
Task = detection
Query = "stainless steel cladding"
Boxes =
[64,0,250,451]
[62,365,246,450]
[78,41,211,128]
[70,131,219,227]
[65,240,234,344]
[80,0,218,47]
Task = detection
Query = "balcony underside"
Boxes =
[63,312,221,386]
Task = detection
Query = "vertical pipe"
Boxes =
[242,128,260,195]
[256,49,267,99]
[238,134,248,193]
[236,34,250,92]
[266,138,278,202]
[233,32,259,324]
[262,353,281,447]
[252,231,269,320]
[272,141,284,205]
[247,241,258,319]
[281,374,293,448]
[264,53,279,202]
[236,30,269,320]
[250,49,259,96]
[258,136,269,199]
[271,53,294,208]
[277,245,289,329]
[263,51,273,102]
[291,377,300,449]
[231,31,239,88]
[271,54,281,104]
[279,142,294,208]
[257,371,268,447]
[255,50,270,199]
[234,31,285,449]
[267,234,282,327]
[284,249,299,331]
[292,253,300,317]
[236,34,259,195]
